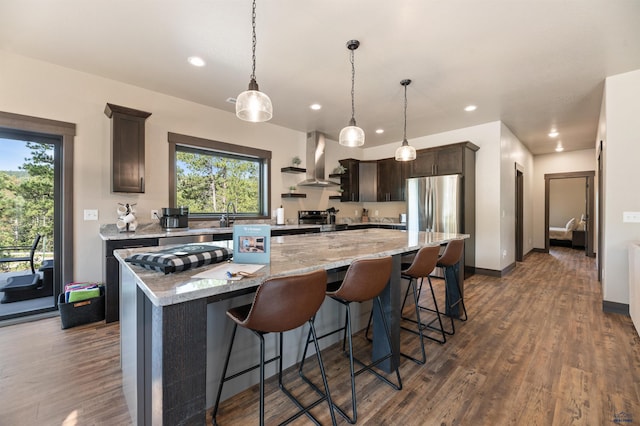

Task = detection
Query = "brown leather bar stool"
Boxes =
[298,256,402,424]
[430,239,468,337]
[366,244,444,357]
[212,269,337,426]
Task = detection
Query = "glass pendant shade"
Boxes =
[236,79,272,122]
[339,118,365,147]
[395,78,416,161]
[236,0,272,123]
[395,139,417,161]
[339,40,364,147]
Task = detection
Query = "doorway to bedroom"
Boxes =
[544,171,595,258]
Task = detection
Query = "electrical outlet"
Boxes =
[151,209,159,220]
[375,210,379,216]
[84,209,98,221]
[502,249,507,258]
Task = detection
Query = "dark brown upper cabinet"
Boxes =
[338,159,360,202]
[105,103,152,193]
[410,142,478,177]
[377,157,410,202]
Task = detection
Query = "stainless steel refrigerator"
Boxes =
[406,174,475,279]
[406,175,462,235]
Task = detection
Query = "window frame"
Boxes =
[168,132,271,221]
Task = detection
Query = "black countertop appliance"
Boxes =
[298,209,346,231]
[298,210,329,225]
[160,207,189,230]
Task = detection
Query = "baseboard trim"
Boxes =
[602,300,629,316]
[473,264,516,278]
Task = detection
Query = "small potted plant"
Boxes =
[289,185,297,193]
[333,164,347,174]
[292,156,301,167]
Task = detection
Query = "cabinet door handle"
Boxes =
[140,177,145,192]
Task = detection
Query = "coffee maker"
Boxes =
[160,207,189,229]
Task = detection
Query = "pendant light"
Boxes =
[395,79,417,161]
[339,40,365,147]
[236,0,272,122]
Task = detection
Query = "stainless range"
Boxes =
[298,210,347,232]
[298,210,329,225]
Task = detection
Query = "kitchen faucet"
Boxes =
[220,202,236,228]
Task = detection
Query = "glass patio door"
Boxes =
[0,131,60,321]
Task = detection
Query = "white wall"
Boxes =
[549,178,585,227]
[0,49,533,281]
[0,51,312,282]
[601,68,640,305]
[532,149,596,249]
[499,123,535,269]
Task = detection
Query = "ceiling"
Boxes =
[1,1,640,155]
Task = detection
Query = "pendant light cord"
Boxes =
[250,0,257,81]
[403,83,408,141]
[350,48,356,121]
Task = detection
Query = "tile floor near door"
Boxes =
[0,246,638,425]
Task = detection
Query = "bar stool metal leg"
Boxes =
[415,275,449,342]
[213,323,238,425]
[214,322,336,426]
[366,274,427,363]
[212,269,336,426]
[300,295,402,424]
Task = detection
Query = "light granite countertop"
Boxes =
[99,222,310,240]
[114,228,467,307]
[99,221,406,241]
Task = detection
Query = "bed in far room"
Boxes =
[549,216,585,246]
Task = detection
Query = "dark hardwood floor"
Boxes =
[1,247,638,425]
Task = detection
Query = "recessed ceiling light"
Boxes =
[555,142,564,152]
[464,105,477,112]
[310,103,322,110]
[548,130,559,138]
[375,129,384,134]
[188,56,206,67]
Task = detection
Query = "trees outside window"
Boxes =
[176,148,260,214]
[0,138,54,269]
[168,133,271,219]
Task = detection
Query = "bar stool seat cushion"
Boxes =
[229,272,326,333]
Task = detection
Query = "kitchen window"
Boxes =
[168,132,271,219]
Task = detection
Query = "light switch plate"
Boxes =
[84,209,98,221]
[623,211,640,223]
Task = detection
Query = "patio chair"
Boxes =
[0,234,41,274]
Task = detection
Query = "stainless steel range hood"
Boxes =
[297,131,339,187]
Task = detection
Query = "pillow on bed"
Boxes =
[565,217,576,231]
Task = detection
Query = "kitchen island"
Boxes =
[115,228,466,425]
[100,222,406,323]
